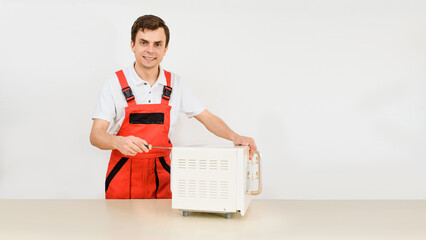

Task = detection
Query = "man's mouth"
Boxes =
[143,56,156,61]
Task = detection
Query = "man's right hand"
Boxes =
[114,136,150,156]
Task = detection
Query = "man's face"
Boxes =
[131,28,168,70]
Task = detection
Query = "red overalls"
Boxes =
[105,69,173,199]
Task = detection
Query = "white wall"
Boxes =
[0,0,425,199]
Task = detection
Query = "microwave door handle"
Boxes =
[249,151,262,196]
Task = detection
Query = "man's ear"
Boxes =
[130,40,135,52]
[164,45,168,56]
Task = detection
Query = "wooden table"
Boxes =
[0,200,425,239]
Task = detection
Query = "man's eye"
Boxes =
[156,43,161,47]
[142,41,147,45]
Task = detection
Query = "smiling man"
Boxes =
[90,15,256,199]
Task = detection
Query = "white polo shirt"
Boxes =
[92,64,205,137]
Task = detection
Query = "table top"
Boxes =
[1,199,425,240]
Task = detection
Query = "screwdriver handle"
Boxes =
[144,144,152,150]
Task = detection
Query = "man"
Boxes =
[90,15,256,199]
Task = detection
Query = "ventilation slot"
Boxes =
[178,180,186,198]
[178,159,186,169]
[209,181,218,199]
[220,160,229,170]
[199,180,207,198]
[220,181,229,199]
[209,160,218,170]
[188,180,196,198]
[188,159,196,169]
[199,159,207,169]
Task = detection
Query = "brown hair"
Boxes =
[131,15,170,47]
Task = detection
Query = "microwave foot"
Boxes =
[183,211,189,216]
[225,213,231,219]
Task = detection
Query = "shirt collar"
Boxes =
[130,63,166,87]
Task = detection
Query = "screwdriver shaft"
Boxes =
[144,144,172,150]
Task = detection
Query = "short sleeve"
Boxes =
[92,77,116,124]
[179,79,205,118]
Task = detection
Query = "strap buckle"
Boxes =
[162,86,172,100]
[122,86,135,102]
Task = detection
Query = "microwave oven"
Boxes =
[171,145,262,219]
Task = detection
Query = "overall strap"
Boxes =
[115,70,136,107]
[161,70,173,105]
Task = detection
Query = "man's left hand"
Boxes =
[232,135,257,159]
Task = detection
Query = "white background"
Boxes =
[0,0,425,199]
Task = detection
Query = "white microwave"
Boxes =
[171,146,262,219]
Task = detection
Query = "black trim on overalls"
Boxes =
[158,157,170,173]
[105,157,129,192]
[154,159,159,198]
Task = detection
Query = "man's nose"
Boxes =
[146,44,154,53]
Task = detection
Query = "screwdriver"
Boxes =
[144,144,172,150]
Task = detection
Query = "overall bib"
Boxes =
[105,69,173,199]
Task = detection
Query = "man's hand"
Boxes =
[232,135,257,159]
[114,136,150,156]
